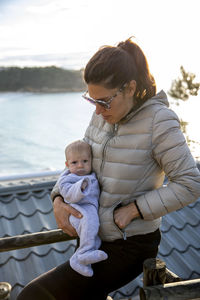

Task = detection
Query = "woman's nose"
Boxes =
[95,103,105,115]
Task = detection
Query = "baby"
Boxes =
[58,140,108,277]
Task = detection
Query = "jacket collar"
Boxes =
[118,90,169,125]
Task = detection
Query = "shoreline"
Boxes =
[0,88,85,93]
[0,66,86,93]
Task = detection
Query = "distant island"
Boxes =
[0,66,86,92]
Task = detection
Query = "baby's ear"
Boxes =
[65,161,69,167]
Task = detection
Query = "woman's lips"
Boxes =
[102,115,110,120]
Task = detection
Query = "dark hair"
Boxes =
[84,37,156,102]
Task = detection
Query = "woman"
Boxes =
[17,37,200,300]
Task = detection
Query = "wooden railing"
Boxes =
[0,229,74,252]
[0,232,200,299]
[140,258,200,300]
[0,230,75,300]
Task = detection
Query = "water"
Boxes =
[0,92,199,176]
[0,92,95,176]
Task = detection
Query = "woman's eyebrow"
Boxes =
[96,96,110,101]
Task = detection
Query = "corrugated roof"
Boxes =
[0,175,76,300]
[0,174,200,300]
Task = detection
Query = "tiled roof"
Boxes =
[110,198,200,300]
[0,173,200,300]
[0,174,76,300]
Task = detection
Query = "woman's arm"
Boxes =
[51,178,62,201]
[136,108,200,220]
[115,108,200,227]
[53,196,82,236]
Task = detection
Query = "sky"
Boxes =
[0,0,200,92]
[0,0,199,158]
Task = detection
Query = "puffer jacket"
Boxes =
[51,90,200,242]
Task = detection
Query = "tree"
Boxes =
[168,66,200,159]
[168,66,200,102]
[0,66,86,92]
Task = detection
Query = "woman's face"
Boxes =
[87,81,136,124]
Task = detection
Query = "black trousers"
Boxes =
[17,229,161,300]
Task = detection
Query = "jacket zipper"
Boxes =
[100,124,127,240]
[100,136,110,176]
[100,124,118,177]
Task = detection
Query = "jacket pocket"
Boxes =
[99,201,126,241]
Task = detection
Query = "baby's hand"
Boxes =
[81,180,88,191]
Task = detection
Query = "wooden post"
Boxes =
[140,278,200,300]
[0,282,12,300]
[141,258,181,287]
[142,258,167,287]
[139,258,200,300]
[0,229,75,252]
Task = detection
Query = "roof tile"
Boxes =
[0,174,200,300]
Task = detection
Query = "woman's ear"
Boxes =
[127,80,136,97]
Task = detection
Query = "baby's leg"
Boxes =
[77,232,107,265]
[95,234,101,250]
[71,204,107,265]
[69,209,94,277]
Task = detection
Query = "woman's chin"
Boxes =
[102,115,115,124]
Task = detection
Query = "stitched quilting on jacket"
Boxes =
[83,90,200,241]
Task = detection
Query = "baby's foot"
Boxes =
[78,250,108,265]
[70,257,93,277]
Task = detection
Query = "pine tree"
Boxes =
[168,66,200,159]
[168,66,200,101]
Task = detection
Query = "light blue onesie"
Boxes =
[58,170,108,277]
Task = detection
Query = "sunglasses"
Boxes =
[82,84,127,110]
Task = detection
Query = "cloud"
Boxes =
[0,52,92,69]
[26,1,71,15]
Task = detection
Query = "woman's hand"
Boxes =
[114,202,140,229]
[53,196,82,237]
[81,179,88,191]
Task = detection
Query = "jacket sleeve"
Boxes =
[50,168,66,201]
[136,107,200,220]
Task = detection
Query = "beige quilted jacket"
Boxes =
[52,90,200,241]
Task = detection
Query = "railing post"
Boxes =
[142,258,167,287]
[140,258,182,300]
[139,258,200,300]
[140,258,166,300]
[0,282,12,300]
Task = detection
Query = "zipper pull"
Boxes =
[114,124,118,133]
[123,231,127,240]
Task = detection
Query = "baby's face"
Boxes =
[66,150,91,176]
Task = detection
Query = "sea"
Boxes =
[0,92,95,176]
[0,91,199,177]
